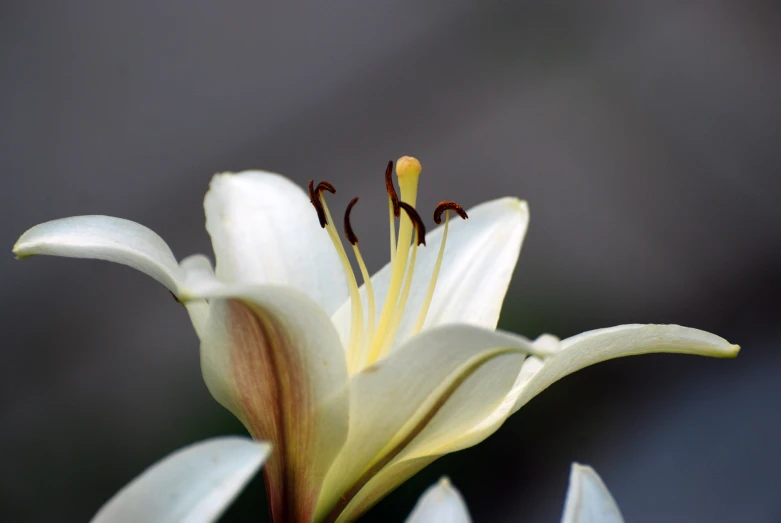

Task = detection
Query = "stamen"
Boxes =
[316,181,336,195]
[433,201,468,224]
[343,197,376,362]
[308,180,327,228]
[367,157,422,365]
[385,161,398,262]
[343,197,360,245]
[398,202,426,246]
[384,161,400,217]
[314,181,365,373]
[377,202,425,359]
[411,201,468,335]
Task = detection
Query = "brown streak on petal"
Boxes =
[225,299,315,523]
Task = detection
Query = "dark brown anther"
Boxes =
[399,201,426,246]
[316,181,336,195]
[433,201,468,224]
[384,160,400,217]
[308,179,328,228]
[308,179,316,199]
[343,197,360,245]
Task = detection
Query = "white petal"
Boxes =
[316,325,541,522]
[561,463,624,523]
[187,281,350,523]
[204,171,348,315]
[91,437,270,523]
[332,197,528,349]
[511,324,740,413]
[330,324,737,521]
[405,478,472,523]
[178,254,216,339]
[430,325,739,457]
[13,215,184,293]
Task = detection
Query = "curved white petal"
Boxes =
[178,254,215,339]
[204,171,348,315]
[405,478,472,523]
[13,215,184,293]
[316,325,541,522]
[330,324,737,521]
[332,197,528,349]
[187,280,349,523]
[429,325,739,457]
[92,437,270,523]
[561,463,624,523]
[511,324,740,413]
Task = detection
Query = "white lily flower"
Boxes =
[92,437,271,523]
[13,157,738,523]
[407,463,623,523]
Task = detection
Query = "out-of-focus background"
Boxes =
[2,1,780,521]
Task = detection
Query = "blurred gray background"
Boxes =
[2,1,780,521]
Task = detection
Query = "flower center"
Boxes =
[309,156,467,374]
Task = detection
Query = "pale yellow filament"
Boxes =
[351,243,375,366]
[366,170,419,365]
[412,211,450,335]
[320,196,364,373]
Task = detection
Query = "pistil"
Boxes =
[366,157,421,365]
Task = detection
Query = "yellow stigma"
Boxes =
[395,156,421,210]
[396,156,422,179]
[366,156,422,363]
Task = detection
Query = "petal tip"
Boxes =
[206,170,303,200]
[208,171,236,188]
[570,462,593,474]
[211,169,282,181]
[502,197,529,214]
[621,324,740,360]
[723,343,741,358]
[208,171,251,192]
[436,476,453,488]
[684,326,740,358]
[12,235,36,259]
